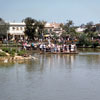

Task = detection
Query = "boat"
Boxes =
[40,51,79,54]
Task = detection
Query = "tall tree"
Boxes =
[63,20,73,34]
[24,17,37,40]
[35,21,46,38]
[24,17,45,40]
[0,18,9,39]
[62,20,77,39]
[84,21,97,40]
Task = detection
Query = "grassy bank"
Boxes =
[0,47,26,57]
[0,43,22,47]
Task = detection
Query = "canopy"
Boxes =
[44,35,50,37]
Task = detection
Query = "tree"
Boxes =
[35,21,46,38]
[78,33,91,47]
[62,20,78,39]
[24,17,37,40]
[63,20,73,34]
[24,17,45,40]
[0,18,9,39]
[84,21,97,40]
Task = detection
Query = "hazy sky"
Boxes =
[0,0,100,25]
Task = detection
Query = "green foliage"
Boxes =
[2,47,10,52]
[92,41,99,48]
[17,50,26,56]
[24,17,45,40]
[9,51,15,57]
[62,20,77,39]
[0,52,7,56]
[51,32,59,39]
[78,32,100,47]
[61,32,68,38]
[2,47,27,56]
[84,21,97,39]
[78,33,90,46]
[24,17,37,40]
[35,21,45,38]
[2,48,16,57]
[63,20,74,35]
[0,18,9,38]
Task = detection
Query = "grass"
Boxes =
[1,47,26,57]
[0,52,7,56]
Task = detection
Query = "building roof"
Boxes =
[45,22,61,28]
[9,22,25,26]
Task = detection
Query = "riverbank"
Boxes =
[0,47,35,62]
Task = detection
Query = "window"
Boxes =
[20,27,22,30]
[16,27,19,30]
[12,27,15,30]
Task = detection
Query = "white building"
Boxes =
[76,27,85,33]
[8,22,25,40]
[8,22,63,40]
[44,22,63,36]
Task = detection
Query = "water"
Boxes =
[0,49,100,100]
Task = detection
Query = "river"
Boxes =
[0,48,100,100]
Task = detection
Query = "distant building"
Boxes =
[96,24,100,33]
[8,22,63,40]
[8,22,25,40]
[44,22,63,36]
[76,27,85,33]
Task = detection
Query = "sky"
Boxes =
[0,0,100,25]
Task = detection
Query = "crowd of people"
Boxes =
[22,40,77,53]
[39,43,77,53]
[22,41,37,50]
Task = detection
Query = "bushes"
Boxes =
[92,41,100,48]
[2,48,16,56]
[2,48,10,53]
[1,47,27,56]
[0,52,7,56]
[17,50,26,56]
[77,33,100,48]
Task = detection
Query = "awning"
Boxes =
[44,35,50,37]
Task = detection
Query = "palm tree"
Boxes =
[62,20,78,40]
[84,21,97,40]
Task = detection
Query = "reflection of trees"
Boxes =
[78,48,100,53]
[80,55,100,68]
[25,60,41,72]
[1,53,100,75]
[0,62,15,68]
[0,54,77,73]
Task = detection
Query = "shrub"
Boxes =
[17,50,26,56]
[2,48,10,53]
[92,41,99,48]
[1,48,26,57]
[1,48,17,56]
[0,52,7,56]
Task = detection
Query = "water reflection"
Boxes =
[1,49,100,100]
[37,54,77,72]
[78,54,100,69]
[0,52,100,71]
[0,62,15,68]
